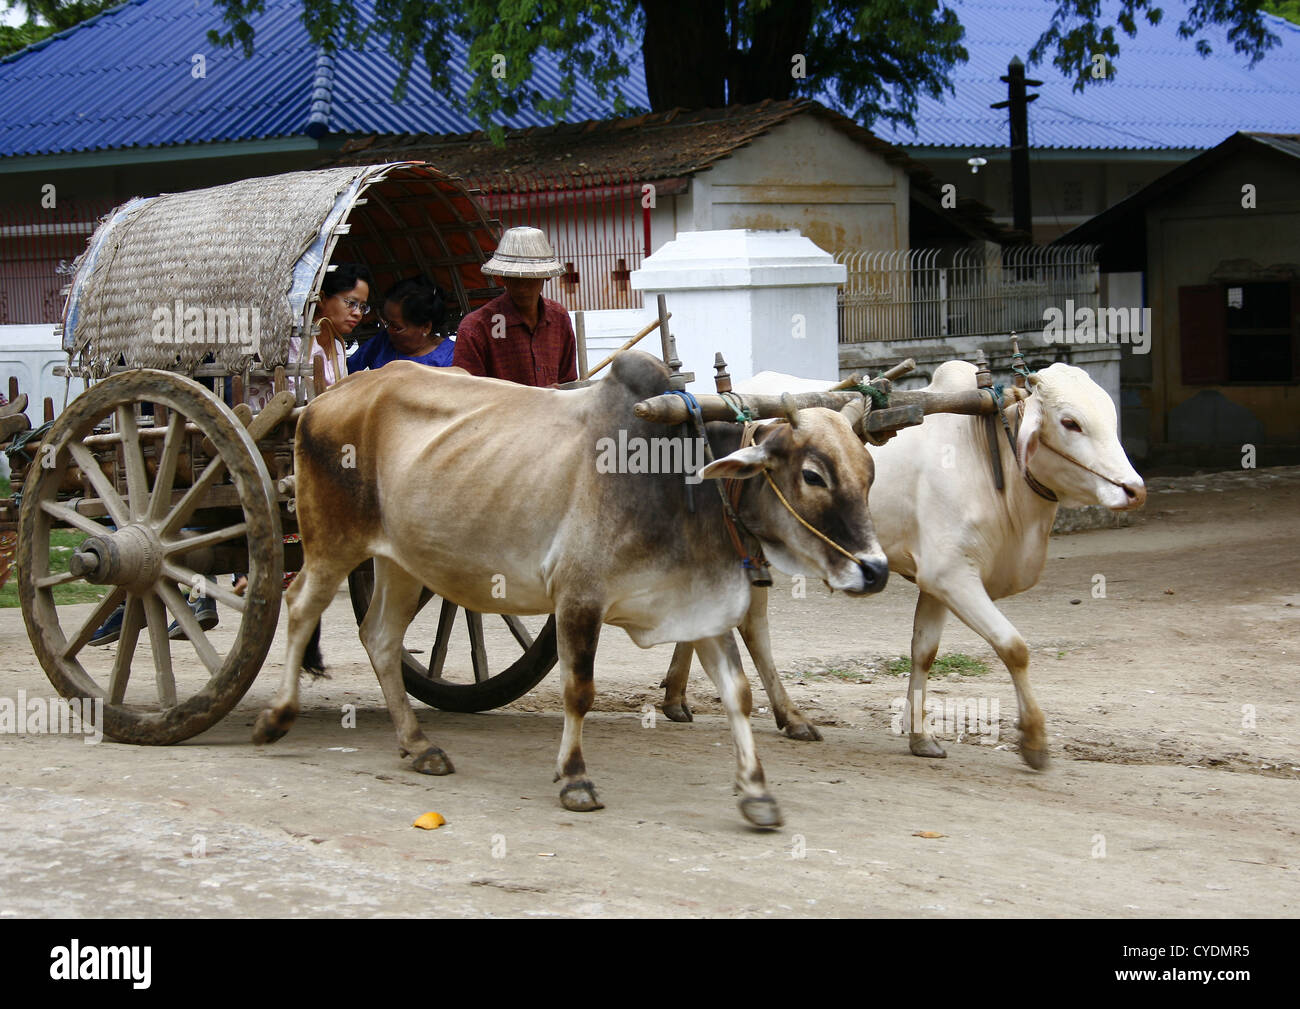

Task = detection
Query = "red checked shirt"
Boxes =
[454,293,578,386]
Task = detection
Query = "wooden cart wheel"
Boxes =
[17,370,283,744]
[347,562,557,712]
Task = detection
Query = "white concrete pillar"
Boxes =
[630,229,847,391]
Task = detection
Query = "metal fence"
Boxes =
[836,244,1100,343]
[0,201,117,325]
[463,169,650,312]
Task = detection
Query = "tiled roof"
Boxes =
[327,99,1014,241]
[0,0,647,158]
[874,0,1300,150]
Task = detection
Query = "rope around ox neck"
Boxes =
[759,469,864,566]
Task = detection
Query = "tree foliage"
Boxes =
[1,0,119,58]
[1030,0,1284,87]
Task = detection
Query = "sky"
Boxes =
[2,4,27,28]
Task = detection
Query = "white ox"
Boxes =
[253,351,890,827]
[661,360,1145,768]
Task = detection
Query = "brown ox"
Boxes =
[253,351,888,827]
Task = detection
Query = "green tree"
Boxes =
[1262,0,1300,25]
[1,0,119,58]
[210,1,1284,130]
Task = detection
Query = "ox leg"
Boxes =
[361,557,452,776]
[554,605,605,812]
[253,563,344,745]
[660,642,695,722]
[738,586,821,741]
[905,591,949,758]
[926,575,1048,770]
[694,633,782,828]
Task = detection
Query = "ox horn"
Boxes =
[780,392,801,428]
[839,395,868,440]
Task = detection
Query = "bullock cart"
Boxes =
[0,163,1028,749]
[1,164,564,744]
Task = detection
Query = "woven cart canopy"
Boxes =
[62,163,502,377]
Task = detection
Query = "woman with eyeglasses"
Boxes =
[347,277,453,372]
[244,263,372,414]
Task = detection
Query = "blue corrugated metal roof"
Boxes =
[874,0,1300,150]
[5,0,1295,158]
[0,0,649,158]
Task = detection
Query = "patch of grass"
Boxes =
[0,528,110,608]
[886,653,991,677]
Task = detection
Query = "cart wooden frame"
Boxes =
[4,163,558,745]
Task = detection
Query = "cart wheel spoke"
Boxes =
[142,593,177,708]
[61,586,127,659]
[108,595,145,704]
[117,404,150,521]
[465,610,489,683]
[162,522,247,556]
[66,440,129,527]
[159,454,229,538]
[428,598,458,679]
[37,570,83,589]
[156,580,223,675]
[39,500,112,539]
[148,411,186,522]
[502,614,534,650]
[160,562,245,613]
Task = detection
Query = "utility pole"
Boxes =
[990,56,1041,240]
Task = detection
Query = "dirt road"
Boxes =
[1,467,1297,917]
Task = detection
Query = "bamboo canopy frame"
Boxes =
[59,163,504,381]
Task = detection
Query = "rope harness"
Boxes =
[987,373,1133,502]
[659,392,868,584]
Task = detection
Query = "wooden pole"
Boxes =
[575,311,589,380]
[585,313,672,378]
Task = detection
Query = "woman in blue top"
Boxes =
[348,277,455,372]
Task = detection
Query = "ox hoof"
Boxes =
[662,702,693,723]
[559,781,604,812]
[411,746,455,776]
[252,708,295,745]
[1020,746,1049,771]
[910,736,948,759]
[783,720,823,742]
[739,795,783,829]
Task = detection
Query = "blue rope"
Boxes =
[662,388,702,424]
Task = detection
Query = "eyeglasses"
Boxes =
[337,297,370,314]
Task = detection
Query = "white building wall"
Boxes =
[689,116,909,254]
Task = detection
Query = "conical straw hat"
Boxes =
[481,226,565,279]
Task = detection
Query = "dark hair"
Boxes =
[320,263,373,298]
[384,277,447,332]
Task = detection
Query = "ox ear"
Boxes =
[699,444,769,481]
[1018,394,1045,463]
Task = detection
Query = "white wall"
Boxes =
[0,324,83,426]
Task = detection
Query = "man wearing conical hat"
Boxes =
[454,226,578,386]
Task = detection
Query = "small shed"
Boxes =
[1061,132,1300,464]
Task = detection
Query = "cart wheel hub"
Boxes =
[70,525,164,591]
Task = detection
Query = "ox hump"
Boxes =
[609,350,672,399]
